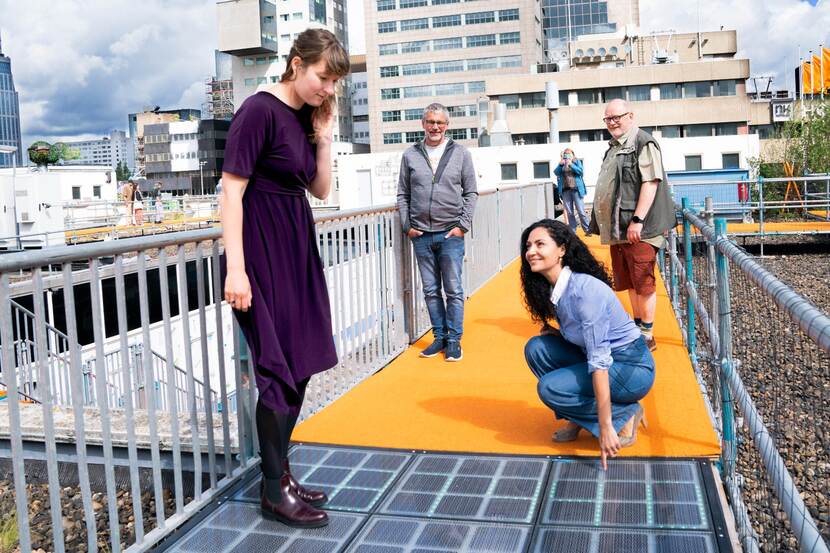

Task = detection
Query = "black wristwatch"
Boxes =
[630,215,643,224]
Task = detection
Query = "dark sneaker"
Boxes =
[420,339,446,358]
[644,334,657,352]
[445,341,463,362]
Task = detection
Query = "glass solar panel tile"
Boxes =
[347,516,532,553]
[541,459,710,531]
[380,454,547,523]
[532,527,718,553]
[175,527,241,552]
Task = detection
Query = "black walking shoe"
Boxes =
[420,339,446,358]
[445,341,463,362]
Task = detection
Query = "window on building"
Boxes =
[292,11,303,19]
[383,132,403,144]
[578,130,604,142]
[377,0,396,10]
[603,87,624,101]
[499,31,520,44]
[379,43,399,55]
[661,126,681,138]
[243,58,255,66]
[435,60,464,73]
[467,81,485,93]
[72,186,81,200]
[500,55,522,68]
[404,108,422,120]
[93,185,101,198]
[380,66,400,77]
[467,57,498,71]
[467,34,496,47]
[683,81,711,98]
[431,0,459,4]
[244,78,256,86]
[404,85,432,98]
[577,89,601,104]
[447,128,468,140]
[500,163,518,181]
[433,14,461,27]
[406,131,426,142]
[520,92,546,108]
[499,94,520,109]
[498,8,519,21]
[436,82,465,95]
[470,128,479,139]
[713,80,736,96]
[465,11,495,24]
[378,21,397,33]
[533,161,550,179]
[722,153,740,169]
[558,90,569,106]
[401,40,429,53]
[400,18,429,31]
[627,85,650,102]
[402,62,431,76]
[400,0,427,7]
[685,124,713,137]
[381,88,401,100]
[257,77,267,84]
[715,123,738,136]
[434,37,463,50]
[382,110,401,122]
[685,155,702,171]
[659,83,682,100]
[559,131,572,142]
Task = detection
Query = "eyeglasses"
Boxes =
[602,112,630,125]
[424,119,448,127]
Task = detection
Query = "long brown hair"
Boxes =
[280,28,349,139]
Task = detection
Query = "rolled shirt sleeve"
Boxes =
[574,289,614,373]
[637,143,664,183]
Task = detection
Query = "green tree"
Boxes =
[782,103,830,175]
[115,160,131,181]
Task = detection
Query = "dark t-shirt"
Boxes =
[223,91,317,196]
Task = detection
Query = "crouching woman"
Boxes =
[521,219,655,468]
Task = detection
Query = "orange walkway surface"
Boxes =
[295,239,721,459]
[678,220,830,235]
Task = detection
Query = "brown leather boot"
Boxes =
[260,474,329,528]
[284,459,328,507]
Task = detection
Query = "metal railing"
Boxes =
[0,181,552,552]
[664,196,830,553]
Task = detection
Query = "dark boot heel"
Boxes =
[260,474,329,528]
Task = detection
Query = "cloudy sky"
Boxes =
[0,0,827,148]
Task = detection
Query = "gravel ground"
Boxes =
[688,240,830,552]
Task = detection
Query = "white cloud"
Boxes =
[640,0,830,91]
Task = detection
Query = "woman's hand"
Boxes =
[312,101,335,144]
[224,269,252,311]
[599,424,621,470]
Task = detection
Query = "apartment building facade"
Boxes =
[482,29,773,157]
[61,130,136,172]
[365,0,545,152]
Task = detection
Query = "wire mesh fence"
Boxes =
[665,202,830,553]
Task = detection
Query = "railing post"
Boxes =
[705,197,718,332]
[715,218,737,480]
[682,198,696,362]
[668,229,678,314]
[758,175,765,257]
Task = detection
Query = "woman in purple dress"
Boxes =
[221,29,349,528]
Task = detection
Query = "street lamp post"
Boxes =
[0,145,21,251]
[199,160,207,196]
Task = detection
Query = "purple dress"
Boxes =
[223,91,338,414]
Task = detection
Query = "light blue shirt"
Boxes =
[550,267,641,373]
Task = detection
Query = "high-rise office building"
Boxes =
[216,0,353,142]
[542,0,638,58]
[0,32,23,167]
[365,0,545,152]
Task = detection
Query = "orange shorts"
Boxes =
[610,242,657,295]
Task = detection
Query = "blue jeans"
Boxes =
[524,334,655,437]
[562,189,590,233]
[412,231,465,341]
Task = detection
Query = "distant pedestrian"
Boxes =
[590,99,675,352]
[397,102,478,362]
[554,148,591,235]
[221,28,349,528]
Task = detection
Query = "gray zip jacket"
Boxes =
[397,139,478,233]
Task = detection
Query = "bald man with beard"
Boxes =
[589,99,676,352]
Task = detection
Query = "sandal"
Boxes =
[619,405,648,448]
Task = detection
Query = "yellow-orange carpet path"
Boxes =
[295,237,721,459]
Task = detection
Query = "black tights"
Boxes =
[255,380,308,480]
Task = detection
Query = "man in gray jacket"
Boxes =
[397,102,478,362]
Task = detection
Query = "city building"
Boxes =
[216,0,353,142]
[349,55,369,145]
[483,29,776,153]
[542,0,638,57]
[143,118,230,195]
[0,32,23,168]
[128,108,201,177]
[365,0,545,152]
[203,51,235,120]
[60,130,136,172]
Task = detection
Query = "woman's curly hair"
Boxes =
[520,219,612,325]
